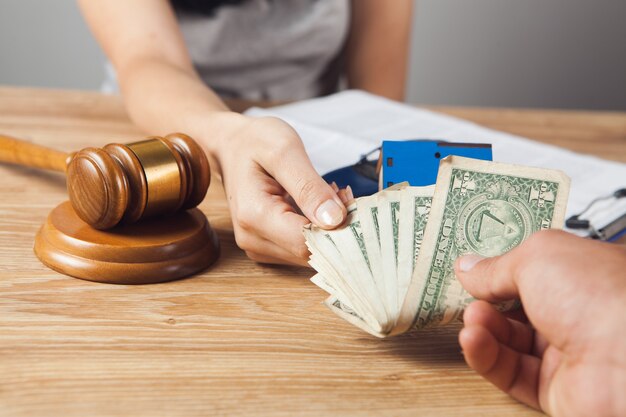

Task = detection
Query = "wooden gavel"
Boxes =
[0,133,210,229]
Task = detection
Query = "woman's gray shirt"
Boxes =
[103,0,350,101]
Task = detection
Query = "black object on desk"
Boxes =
[566,188,626,242]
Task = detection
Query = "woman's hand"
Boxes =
[78,0,347,265]
[455,230,626,417]
[212,114,347,266]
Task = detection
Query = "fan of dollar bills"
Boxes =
[304,156,570,338]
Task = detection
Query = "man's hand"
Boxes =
[214,114,346,266]
[454,230,626,417]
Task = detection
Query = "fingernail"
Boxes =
[330,181,339,192]
[458,254,485,272]
[337,189,349,204]
[346,185,354,201]
[316,199,344,227]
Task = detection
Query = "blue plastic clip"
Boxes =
[322,139,493,198]
[381,140,492,188]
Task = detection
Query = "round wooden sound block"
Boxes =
[34,201,220,284]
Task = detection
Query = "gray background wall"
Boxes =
[1,0,625,110]
[0,1,105,90]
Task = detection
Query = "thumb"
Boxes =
[263,140,346,230]
[454,250,524,303]
[292,172,347,229]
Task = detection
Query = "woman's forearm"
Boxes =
[78,0,243,158]
[117,57,240,157]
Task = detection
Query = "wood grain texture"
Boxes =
[66,146,130,228]
[0,133,69,172]
[34,201,220,285]
[1,86,625,417]
[164,133,211,211]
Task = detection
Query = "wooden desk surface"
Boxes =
[1,86,624,417]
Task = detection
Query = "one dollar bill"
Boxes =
[393,156,570,334]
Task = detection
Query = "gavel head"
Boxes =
[66,133,210,230]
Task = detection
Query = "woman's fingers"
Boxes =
[230,182,309,264]
[463,301,535,355]
[240,205,310,260]
[234,223,309,266]
[241,198,312,262]
[223,116,351,264]
[228,163,312,262]
[459,324,542,410]
[245,250,307,267]
[256,118,347,229]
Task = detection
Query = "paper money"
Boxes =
[304,203,388,333]
[305,156,570,337]
[376,186,405,316]
[396,185,435,311]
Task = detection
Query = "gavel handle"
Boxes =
[0,134,70,173]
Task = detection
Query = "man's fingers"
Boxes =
[536,345,562,415]
[463,301,535,355]
[502,307,529,324]
[455,231,614,352]
[454,251,523,302]
[533,333,551,358]
[460,324,541,410]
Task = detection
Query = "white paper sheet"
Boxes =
[245,90,626,219]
